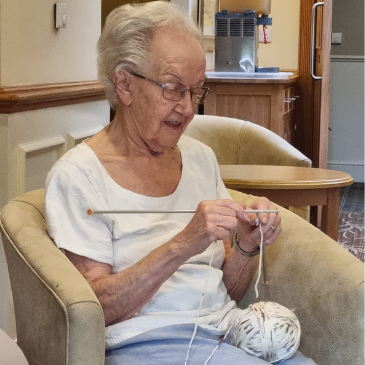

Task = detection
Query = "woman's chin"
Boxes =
[148,137,181,154]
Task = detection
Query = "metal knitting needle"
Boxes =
[86,209,279,215]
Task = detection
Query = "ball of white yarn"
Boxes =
[232,302,301,363]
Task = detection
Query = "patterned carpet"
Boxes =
[338,183,364,262]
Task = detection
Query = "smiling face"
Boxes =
[119,26,206,154]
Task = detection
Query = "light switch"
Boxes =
[332,33,342,44]
[54,3,67,29]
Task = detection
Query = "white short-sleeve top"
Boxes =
[45,134,237,349]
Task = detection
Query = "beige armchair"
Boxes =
[185,115,311,168]
[185,115,312,220]
[1,189,363,365]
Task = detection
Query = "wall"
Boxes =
[257,0,300,71]
[0,0,110,338]
[200,0,300,71]
[331,0,364,56]
[327,0,364,182]
[0,0,100,86]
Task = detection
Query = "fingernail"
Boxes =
[262,217,268,224]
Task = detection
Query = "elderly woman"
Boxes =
[45,2,316,365]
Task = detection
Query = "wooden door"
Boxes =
[298,0,333,169]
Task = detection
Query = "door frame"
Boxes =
[298,0,333,168]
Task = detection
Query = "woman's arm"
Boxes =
[222,197,282,302]
[65,199,246,326]
[65,238,190,326]
[221,238,256,302]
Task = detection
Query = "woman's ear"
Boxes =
[113,69,132,106]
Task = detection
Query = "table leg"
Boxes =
[321,188,340,241]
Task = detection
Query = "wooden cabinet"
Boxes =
[203,75,300,147]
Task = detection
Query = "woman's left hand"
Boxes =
[235,197,282,253]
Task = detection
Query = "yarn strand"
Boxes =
[254,222,265,298]
[184,241,217,365]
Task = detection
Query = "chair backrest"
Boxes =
[185,115,311,167]
[0,189,105,365]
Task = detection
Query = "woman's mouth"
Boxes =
[164,120,182,128]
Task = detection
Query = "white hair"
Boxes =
[98,1,204,110]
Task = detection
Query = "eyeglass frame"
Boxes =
[130,72,211,105]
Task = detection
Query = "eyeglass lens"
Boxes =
[162,83,208,104]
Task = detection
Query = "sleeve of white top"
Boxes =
[45,160,114,266]
[211,152,232,201]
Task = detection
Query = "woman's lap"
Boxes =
[105,324,316,365]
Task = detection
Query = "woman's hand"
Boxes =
[235,197,282,253]
[175,199,250,258]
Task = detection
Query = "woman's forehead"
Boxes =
[148,28,205,80]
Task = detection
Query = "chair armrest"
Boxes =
[0,197,105,365]
[229,190,364,365]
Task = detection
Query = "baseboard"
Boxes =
[327,163,364,183]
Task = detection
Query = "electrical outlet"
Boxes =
[259,27,272,43]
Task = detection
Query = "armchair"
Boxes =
[185,114,312,220]
[1,189,363,365]
[185,115,311,168]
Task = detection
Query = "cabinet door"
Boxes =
[204,82,285,135]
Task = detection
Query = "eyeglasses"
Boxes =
[130,73,211,105]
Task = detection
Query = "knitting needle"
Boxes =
[86,209,279,215]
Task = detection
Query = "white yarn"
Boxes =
[184,241,217,365]
[186,219,298,365]
[232,302,301,363]
[254,222,265,298]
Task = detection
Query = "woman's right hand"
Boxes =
[174,199,249,258]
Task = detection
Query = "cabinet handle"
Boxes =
[311,2,324,80]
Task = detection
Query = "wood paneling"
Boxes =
[0,81,106,114]
[16,136,66,195]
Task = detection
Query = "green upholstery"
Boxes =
[1,189,363,365]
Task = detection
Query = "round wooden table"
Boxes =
[219,165,353,241]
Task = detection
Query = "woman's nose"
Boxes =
[175,90,195,116]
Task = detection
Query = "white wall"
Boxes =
[328,58,364,182]
[0,0,100,86]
